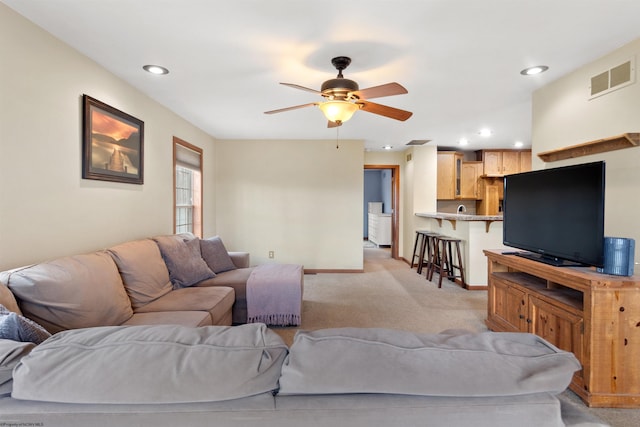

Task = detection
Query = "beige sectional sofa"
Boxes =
[0,233,253,334]
[0,234,608,427]
[0,322,606,427]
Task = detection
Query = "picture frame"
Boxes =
[82,94,144,184]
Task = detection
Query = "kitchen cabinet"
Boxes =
[460,161,482,199]
[436,151,463,199]
[485,250,640,408]
[475,178,501,215]
[519,150,532,172]
[477,150,531,176]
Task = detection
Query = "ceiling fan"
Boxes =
[264,56,412,127]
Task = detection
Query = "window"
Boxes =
[173,137,203,238]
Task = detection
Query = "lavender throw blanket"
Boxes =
[246,264,303,326]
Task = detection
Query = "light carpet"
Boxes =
[270,247,640,427]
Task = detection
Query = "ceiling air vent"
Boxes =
[589,58,635,99]
[406,139,431,146]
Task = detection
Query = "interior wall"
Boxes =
[404,146,438,262]
[532,37,640,263]
[215,139,364,270]
[0,5,216,270]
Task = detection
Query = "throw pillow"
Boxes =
[278,328,581,397]
[108,239,173,309]
[200,236,237,273]
[153,235,216,288]
[0,305,51,344]
[12,323,288,404]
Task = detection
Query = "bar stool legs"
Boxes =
[430,237,466,288]
[412,230,465,288]
[418,232,440,276]
[410,231,427,270]
[426,235,442,282]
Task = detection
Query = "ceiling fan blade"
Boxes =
[280,82,322,94]
[264,103,318,115]
[351,82,407,100]
[357,101,413,121]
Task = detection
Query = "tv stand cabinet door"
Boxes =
[487,277,527,332]
[528,295,585,384]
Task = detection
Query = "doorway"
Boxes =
[364,164,400,259]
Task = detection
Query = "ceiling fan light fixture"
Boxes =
[318,100,360,123]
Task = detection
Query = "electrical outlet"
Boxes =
[268,251,274,259]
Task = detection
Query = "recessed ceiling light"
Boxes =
[143,65,169,75]
[458,138,469,146]
[520,65,549,76]
[478,128,492,137]
[383,145,393,150]
[514,141,524,148]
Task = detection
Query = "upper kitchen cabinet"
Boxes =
[477,150,531,177]
[460,161,483,199]
[437,151,463,200]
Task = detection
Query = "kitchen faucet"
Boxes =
[457,204,466,214]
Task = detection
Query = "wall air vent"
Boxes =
[406,153,412,162]
[589,57,635,99]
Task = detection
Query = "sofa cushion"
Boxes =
[154,235,215,288]
[134,287,235,325]
[0,305,51,344]
[120,311,212,327]
[196,267,254,324]
[278,328,581,397]
[200,236,237,273]
[108,239,173,309]
[5,252,133,333]
[12,323,288,404]
[0,339,35,396]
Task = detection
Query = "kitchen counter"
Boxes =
[414,212,506,289]
[416,212,503,221]
[415,212,502,233]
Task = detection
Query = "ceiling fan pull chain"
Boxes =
[336,125,340,149]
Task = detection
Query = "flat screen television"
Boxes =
[502,161,605,267]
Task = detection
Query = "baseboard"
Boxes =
[304,269,365,274]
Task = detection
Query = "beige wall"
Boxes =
[400,146,438,262]
[215,139,364,270]
[532,38,640,263]
[0,5,216,270]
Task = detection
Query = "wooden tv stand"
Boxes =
[484,249,640,408]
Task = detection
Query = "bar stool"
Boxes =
[430,236,466,288]
[417,231,440,276]
[410,230,429,270]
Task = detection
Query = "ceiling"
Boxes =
[5,0,640,152]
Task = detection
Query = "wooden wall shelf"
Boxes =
[537,133,639,162]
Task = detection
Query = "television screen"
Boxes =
[503,161,605,267]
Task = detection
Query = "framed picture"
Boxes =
[82,94,144,184]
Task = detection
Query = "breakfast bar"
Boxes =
[414,212,506,289]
